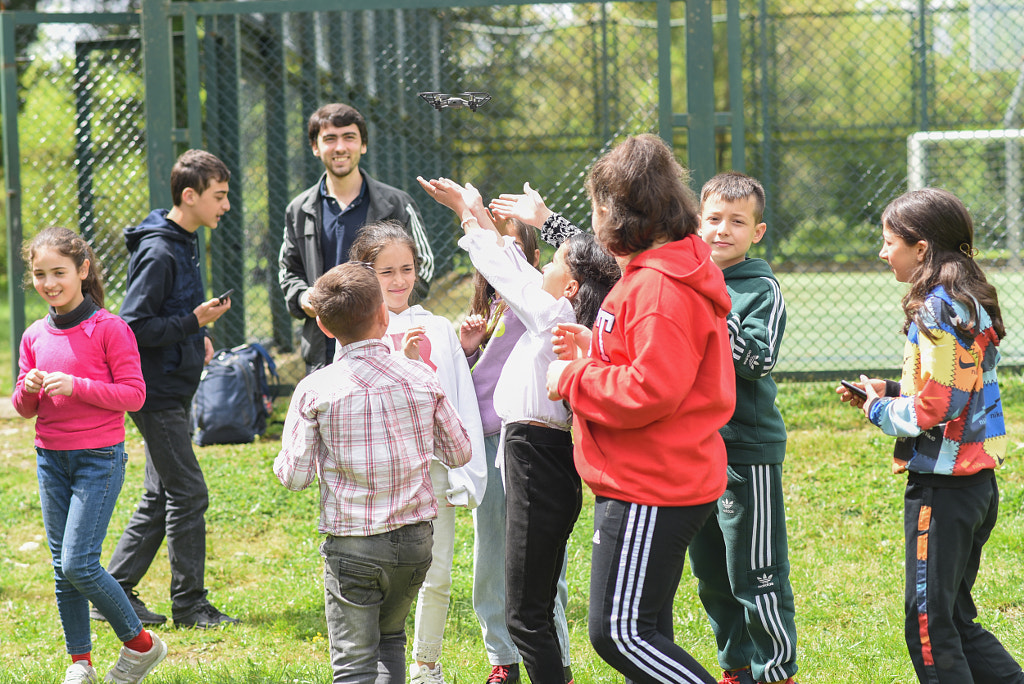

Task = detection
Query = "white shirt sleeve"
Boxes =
[458,231,564,337]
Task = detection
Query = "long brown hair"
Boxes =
[23,227,105,308]
[881,188,1004,340]
[469,218,539,320]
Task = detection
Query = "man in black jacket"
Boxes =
[278,103,434,373]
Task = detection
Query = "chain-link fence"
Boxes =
[2,0,1023,391]
[747,0,1024,374]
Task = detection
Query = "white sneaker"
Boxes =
[63,662,98,684]
[409,661,446,684]
[104,631,168,683]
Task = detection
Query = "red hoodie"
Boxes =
[558,234,736,507]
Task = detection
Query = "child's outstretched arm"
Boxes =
[489,181,582,247]
[416,176,501,244]
[488,181,553,228]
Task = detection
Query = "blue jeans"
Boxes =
[37,443,143,655]
[105,406,210,617]
[322,522,434,684]
[473,433,572,667]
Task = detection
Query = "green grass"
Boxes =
[774,269,1024,373]
[3,376,1024,683]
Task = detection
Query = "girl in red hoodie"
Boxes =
[547,134,736,684]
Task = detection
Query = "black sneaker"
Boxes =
[486,664,520,684]
[174,600,240,629]
[89,589,167,626]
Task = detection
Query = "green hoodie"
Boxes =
[719,257,787,465]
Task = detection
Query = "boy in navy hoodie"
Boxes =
[93,150,239,630]
[690,172,798,684]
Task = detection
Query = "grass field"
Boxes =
[2,375,1023,684]
[774,269,1024,373]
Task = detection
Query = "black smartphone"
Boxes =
[216,288,234,304]
[840,380,868,400]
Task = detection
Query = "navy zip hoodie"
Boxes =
[120,209,207,411]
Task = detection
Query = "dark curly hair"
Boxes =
[562,232,620,328]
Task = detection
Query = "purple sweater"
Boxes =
[467,302,527,436]
[12,309,146,449]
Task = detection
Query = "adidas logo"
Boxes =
[593,530,601,545]
[757,573,774,589]
[721,498,736,514]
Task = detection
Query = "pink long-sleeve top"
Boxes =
[12,309,146,450]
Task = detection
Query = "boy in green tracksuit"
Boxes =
[690,172,798,684]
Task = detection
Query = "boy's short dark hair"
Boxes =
[699,171,766,224]
[170,150,231,206]
[308,103,368,148]
[309,262,382,342]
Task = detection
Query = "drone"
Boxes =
[418,91,492,112]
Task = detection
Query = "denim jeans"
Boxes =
[473,433,572,667]
[37,443,143,654]
[322,522,433,684]
[105,406,210,617]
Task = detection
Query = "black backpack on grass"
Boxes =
[190,343,278,446]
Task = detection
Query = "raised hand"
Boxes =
[489,182,553,228]
[459,314,488,356]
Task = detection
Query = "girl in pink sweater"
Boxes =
[12,227,165,684]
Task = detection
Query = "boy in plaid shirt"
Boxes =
[274,262,472,683]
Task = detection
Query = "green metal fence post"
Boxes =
[74,43,96,243]
[141,0,174,209]
[264,13,292,350]
[757,0,775,240]
[684,0,715,191]
[915,0,929,133]
[657,0,673,148]
[1,11,24,388]
[726,0,745,173]
[207,14,244,349]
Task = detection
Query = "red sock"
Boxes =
[124,629,153,653]
[71,652,92,666]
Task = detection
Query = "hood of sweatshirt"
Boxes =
[124,209,192,252]
[721,256,776,281]
[625,234,732,318]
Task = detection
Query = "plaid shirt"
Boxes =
[274,338,472,536]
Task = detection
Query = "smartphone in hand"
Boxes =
[216,289,234,304]
[840,380,867,400]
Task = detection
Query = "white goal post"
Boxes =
[907,128,1024,265]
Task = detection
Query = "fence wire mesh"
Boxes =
[3,0,1023,391]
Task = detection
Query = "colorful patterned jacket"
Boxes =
[868,285,1007,476]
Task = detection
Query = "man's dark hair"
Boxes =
[170,150,230,206]
[307,103,368,148]
[309,262,383,342]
